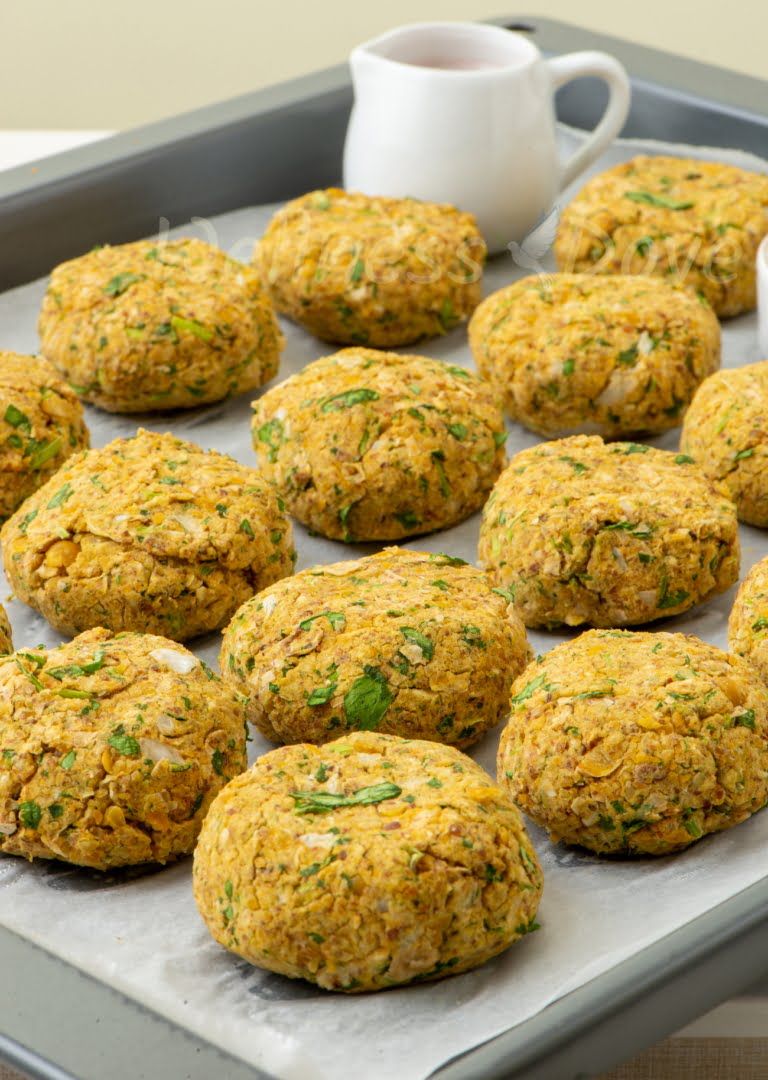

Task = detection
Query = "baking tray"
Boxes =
[1,16,768,1080]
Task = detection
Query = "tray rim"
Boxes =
[2,14,768,1080]
[0,12,767,205]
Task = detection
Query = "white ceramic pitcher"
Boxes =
[343,22,631,253]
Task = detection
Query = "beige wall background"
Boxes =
[1,0,766,130]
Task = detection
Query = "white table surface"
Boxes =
[0,127,766,1049]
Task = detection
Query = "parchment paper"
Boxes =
[0,127,767,1080]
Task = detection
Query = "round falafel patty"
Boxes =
[729,556,768,684]
[251,348,507,541]
[0,351,89,521]
[221,547,531,748]
[0,605,12,655]
[254,189,485,347]
[38,238,284,412]
[555,156,768,317]
[680,362,768,527]
[478,435,739,629]
[193,731,542,991]
[469,274,720,438]
[0,628,247,869]
[1,429,295,641]
[498,630,768,855]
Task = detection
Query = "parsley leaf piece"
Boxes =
[399,627,434,660]
[108,725,140,757]
[103,272,146,297]
[19,801,42,829]
[321,388,379,412]
[4,404,30,431]
[290,781,402,815]
[343,666,393,730]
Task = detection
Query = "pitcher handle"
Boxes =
[546,51,631,191]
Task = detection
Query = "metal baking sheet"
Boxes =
[1,17,768,1080]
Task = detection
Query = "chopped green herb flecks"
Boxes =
[399,627,434,660]
[19,508,38,534]
[256,417,284,463]
[429,552,467,567]
[307,684,335,706]
[461,625,486,649]
[4,405,30,431]
[108,725,140,757]
[49,648,106,681]
[300,611,346,632]
[170,314,213,342]
[19,801,42,829]
[103,272,146,297]
[321,388,379,412]
[625,191,694,211]
[617,346,638,366]
[438,298,459,331]
[511,673,550,704]
[30,438,63,470]
[343,666,393,730]
[307,667,338,706]
[635,235,654,255]
[290,781,402,815]
[559,455,588,475]
[658,575,690,610]
[47,483,74,509]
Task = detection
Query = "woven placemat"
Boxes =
[600,1037,768,1079]
[2,1038,767,1079]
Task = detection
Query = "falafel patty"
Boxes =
[221,547,531,748]
[0,605,12,655]
[193,731,542,991]
[1,429,295,641]
[0,628,247,869]
[729,556,768,684]
[251,348,507,541]
[555,156,768,317]
[469,274,720,438]
[254,189,485,346]
[680,362,768,527]
[478,435,739,628]
[38,238,284,412]
[498,630,768,855]
[0,352,89,521]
